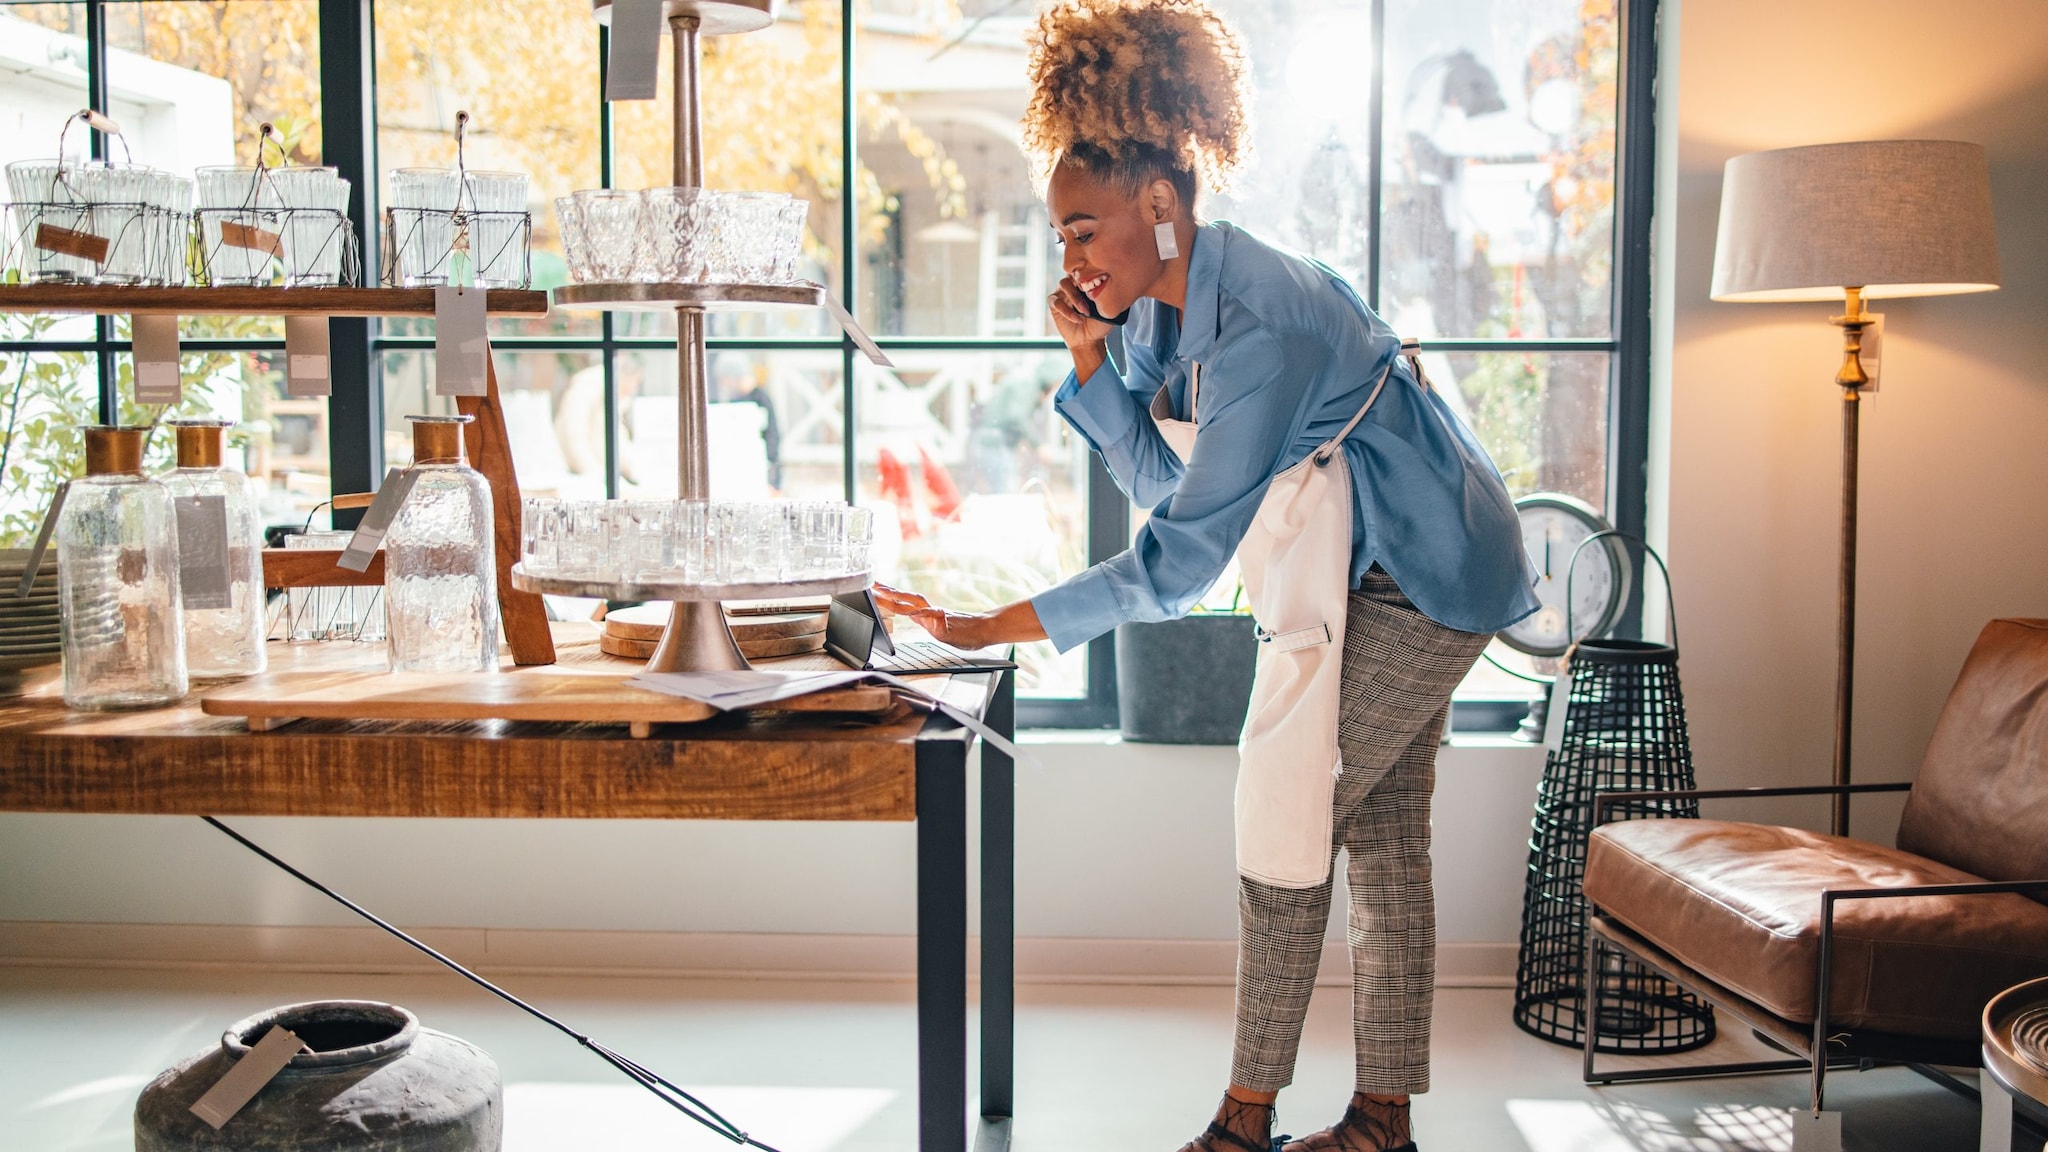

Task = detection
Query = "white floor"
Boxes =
[0,964,1983,1151]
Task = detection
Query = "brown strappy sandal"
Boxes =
[1279,1095,1416,1152]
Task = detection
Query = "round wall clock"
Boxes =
[1497,492,1633,658]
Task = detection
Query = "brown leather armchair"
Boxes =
[1580,618,2048,1122]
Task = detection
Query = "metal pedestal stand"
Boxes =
[541,1,829,672]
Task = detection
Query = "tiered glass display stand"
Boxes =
[513,0,854,673]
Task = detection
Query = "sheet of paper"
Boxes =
[606,0,665,101]
[285,315,332,397]
[132,313,182,405]
[433,285,490,397]
[629,669,871,711]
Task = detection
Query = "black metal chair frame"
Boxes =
[1584,780,2048,1125]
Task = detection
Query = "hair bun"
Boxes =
[1022,0,1252,194]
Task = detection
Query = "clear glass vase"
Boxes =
[162,419,267,681]
[57,426,188,710]
[384,415,498,674]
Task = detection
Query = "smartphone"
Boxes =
[1085,294,1130,327]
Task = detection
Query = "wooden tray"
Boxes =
[602,602,826,642]
[600,630,824,661]
[199,662,891,738]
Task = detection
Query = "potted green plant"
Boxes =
[1115,576,1256,744]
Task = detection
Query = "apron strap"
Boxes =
[1312,352,1396,466]
[1401,336,1432,392]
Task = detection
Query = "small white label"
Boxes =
[188,1025,306,1130]
[827,294,894,368]
[1541,669,1572,754]
[338,467,420,572]
[1789,1110,1842,1152]
[607,0,665,101]
[175,495,233,611]
[433,285,490,397]
[285,315,333,398]
[16,481,69,598]
[132,314,182,404]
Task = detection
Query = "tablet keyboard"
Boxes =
[874,641,976,673]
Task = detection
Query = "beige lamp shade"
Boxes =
[1710,140,2000,302]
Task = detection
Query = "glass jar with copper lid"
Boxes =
[383,414,498,674]
[56,425,188,709]
[162,418,267,680]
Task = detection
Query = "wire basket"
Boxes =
[194,205,360,288]
[379,111,534,290]
[3,198,193,286]
[1511,534,1717,1053]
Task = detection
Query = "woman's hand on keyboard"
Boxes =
[871,584,1049,649]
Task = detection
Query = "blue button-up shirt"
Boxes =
[1030,221,1540,653]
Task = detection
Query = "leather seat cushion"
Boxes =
[1584,818,2048,1039]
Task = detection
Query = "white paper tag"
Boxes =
[606,0,665,101]
[338,467,420,571]
[1541,669,1572,754]
[132,314,182,404]
[285,315,332,398]
[1789,1110,1842,1152]
[188,1025,306,1130]
[16,481,68,598]
[175,495,234,611]
[434,285,490,397]
[826,294,895,368]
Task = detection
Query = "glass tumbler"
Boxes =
[57,426,188,710]
[269,165,352,287]
[388,167,460,286]
[196,165,282,286]
[721,193,787,283]
[635,187,709,283]
[463,171,530,288]
[769,199,809,283]
[285,530,385,642]
[571,189,641,283]
[147,172,193,286]
[554,196,590,282]
[520,496,563,573]
[6,160,94,283]
[610,501,678,580]
[82,162,155,285]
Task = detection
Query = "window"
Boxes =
[0,0,1654,730]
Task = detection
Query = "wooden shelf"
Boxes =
[0,285,550,317]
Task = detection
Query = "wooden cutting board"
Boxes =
[603,601,826,643]
[599,630,825,661]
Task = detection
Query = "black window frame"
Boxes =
[2,0,1657,733]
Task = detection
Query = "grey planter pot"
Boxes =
[135,1000,502,1152]
[1116,614,1257,744]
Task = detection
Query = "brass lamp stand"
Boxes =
[1709,140,2000,839]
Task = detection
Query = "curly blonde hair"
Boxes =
[1021,0,1252,200]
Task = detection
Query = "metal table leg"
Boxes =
[917,735,970,1152]
[977,671,1016,1152]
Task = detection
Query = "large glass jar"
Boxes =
[384,415,499,674]
[57,425,188,709]
[162,419,267,680]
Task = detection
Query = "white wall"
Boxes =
[1657,0,2048,839]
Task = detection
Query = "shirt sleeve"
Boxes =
[1032,328,1325,653]
[1051,337,1185,510]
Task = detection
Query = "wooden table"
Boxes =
[0,631,1017,1152]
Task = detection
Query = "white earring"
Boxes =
[1154,220,1180,261]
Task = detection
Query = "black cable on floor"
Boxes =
[200,816,784,1152]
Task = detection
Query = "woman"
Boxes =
[875,2,1537,1148]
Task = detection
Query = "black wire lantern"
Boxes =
[1511,532,1716,1052]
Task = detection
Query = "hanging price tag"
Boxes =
[174,495,233,611]
[826,294,895,368]
[607,0,665,101]
[15,481,69,599]
[34,223,110,264]
[188,1025,308,1130]
[220,220,282,257]
[1541,670,1572,755]
[132,314,183,405]
[284,315,332,398]
[338,467,421,572]
[433,285,490,397]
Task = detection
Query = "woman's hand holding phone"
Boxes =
[1049,275,1119,383]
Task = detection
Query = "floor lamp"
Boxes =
[1709,140,2001,836]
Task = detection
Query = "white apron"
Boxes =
[1151,352,1396,887]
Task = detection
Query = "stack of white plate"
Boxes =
[0,549,62,693]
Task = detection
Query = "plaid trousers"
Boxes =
[1229,568,1491,1095]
